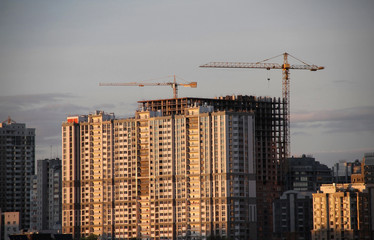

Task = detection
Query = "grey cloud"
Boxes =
[291,106,374,134]
[0,93,90,159]
[0,93,77,111]
[292,106,374,123]
[291,122,324,129]
[115,102,139,118]
[93,103,116,110]
[291,131,309,136]
[312,147,374,167]
[0,93,141,159]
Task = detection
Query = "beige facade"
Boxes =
[62,106,256,239]
[312,183,373,240]
[137,96,286,240]
[2,212,20,240]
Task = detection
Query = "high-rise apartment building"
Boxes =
[29,176,38,231]
[138,95,286,240]
[312,183,374,240]
[0,117,35,230]
[62,102,258,239]
[62,115,90,239]
[30,158,62,233]
[284,154,332,192]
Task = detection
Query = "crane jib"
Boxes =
[199,53,324,158]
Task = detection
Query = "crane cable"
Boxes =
[255,52,316,67]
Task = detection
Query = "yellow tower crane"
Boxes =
[99,75,197,99]
[200,52,324,157]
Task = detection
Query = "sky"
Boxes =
[0,0,373,167]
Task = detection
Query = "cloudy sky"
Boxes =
[1,0,373,167]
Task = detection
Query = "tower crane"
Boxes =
[200,52,324,157]
[99,75,197,99]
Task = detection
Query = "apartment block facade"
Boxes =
[351,153,374,184]
[138,95,287,240]
[30,158,62,232]
[0,212,20,240]
[284,155,332,192]
[363,152,374,184]
[332,160,361,184]
[312,183,374,240]
[0,117,35,231]
[273,191,314,240]
[62,105,257,239]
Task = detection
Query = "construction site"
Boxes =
[104,52,323,239]
[138,94,287,239]
[62,52,323,240]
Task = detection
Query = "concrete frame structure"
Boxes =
[138,95,287,240]
[62,101,258,239]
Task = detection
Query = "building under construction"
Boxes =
[139,95,287,240]
[62,94,286,240]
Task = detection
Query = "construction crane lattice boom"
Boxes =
[200,52,324,157]
[99,75,197,99]
[200,62,323,71]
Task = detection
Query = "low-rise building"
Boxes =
[1,212,20,240]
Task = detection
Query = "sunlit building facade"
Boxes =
[332,160,361,184]
[62,105,257,239]
[62,113,112,239]
[1,211,20,240]
[351,153,374,184]
[312,183,374,240]
[138,95,287,240]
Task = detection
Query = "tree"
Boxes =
[81,234,99,240]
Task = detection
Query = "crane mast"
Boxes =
[99,75,197,99]
[283,53,290,157]
[200,52,324,157]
